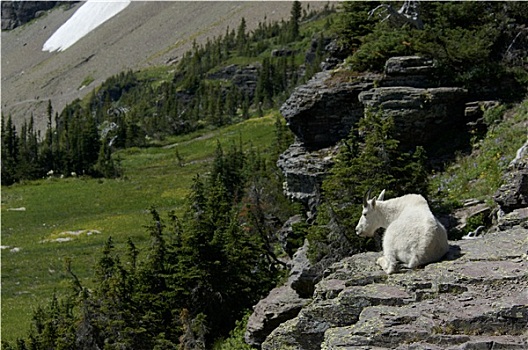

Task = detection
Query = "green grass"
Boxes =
[79,74,95,89]
[430,99,528,207]
[1,114,278,342]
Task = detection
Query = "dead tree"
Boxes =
[369,1,423,29]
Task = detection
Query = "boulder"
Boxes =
[245,285,310,348]
[262,228,528,350]
[384,56,434,76]
[287,240,319,299]
[498,208,528,231]
[280,70,372,150]
[381,56,435,88]
[495,139,528,214]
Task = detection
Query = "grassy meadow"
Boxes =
[1,114,278,342]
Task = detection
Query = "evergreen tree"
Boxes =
[94,138,120,178]
[16,116,41,180]
[289,1,302,42]
[236,17,248,55]
[1,115,19,185]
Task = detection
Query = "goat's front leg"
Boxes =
[377,254,398,274]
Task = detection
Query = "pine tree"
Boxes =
[1,115,19,185]
[94,138,120,178]
[16,116,41,180]
[236,17,247,55]
[289,1,302,41]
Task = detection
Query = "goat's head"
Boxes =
[355,189,385,237]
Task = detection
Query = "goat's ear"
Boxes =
[378,189,386,201]
[371,197,376,208]
[363,188,371,207]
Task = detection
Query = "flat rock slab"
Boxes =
[263,228,528,350]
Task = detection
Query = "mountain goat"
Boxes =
[355,190,449,274]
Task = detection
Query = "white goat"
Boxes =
[355,190,449,274]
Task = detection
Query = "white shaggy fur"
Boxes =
[355,190,449,274]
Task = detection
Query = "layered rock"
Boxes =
[279,70,371,150]
[495,139,528,229]
[1,1,66,30]
[261,228,528,350]
[276,143,337,215]
[278,57,468,210]
[245,285,310,348]
[257,55,527,350]
[206,64,260,100]
[358,86,467,150]
[245,240,319,348]
[381,56,435,88]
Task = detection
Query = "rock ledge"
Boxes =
[261,228,528,350]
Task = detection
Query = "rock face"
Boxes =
[206,64,260,100]
[358,86,467,150]
[255,55,528,349]
[279,70,371,151]
[245,285,310,348]
[278,56,468,211]
[277,143,337,216]
[495,139,528,229]
[1,1,65,30]
[245,240,319,348]
[261,228,528,350]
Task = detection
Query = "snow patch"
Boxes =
[43,0,131,52]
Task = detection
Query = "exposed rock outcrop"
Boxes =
[495,139,528,229]
[278,57,469,211]
[279,70,371,151]
[1,1,66,30]
[245,240,316,348]
[381,56,435,88]
[245,285,310,348]
[261,228,528,350]
[256,55,528,350]
[358,86,467,150]
[277,143,337,215]
[206,64,260,100]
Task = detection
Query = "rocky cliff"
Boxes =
[247,55,528,349]
[277,56,471,216]
[1,1,67,30]
[262,228,527,350]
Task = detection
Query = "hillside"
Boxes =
[1,113,285,342]
[2,2,527,349]
[1,1,326,131]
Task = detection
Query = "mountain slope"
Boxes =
[1,1,324,131]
